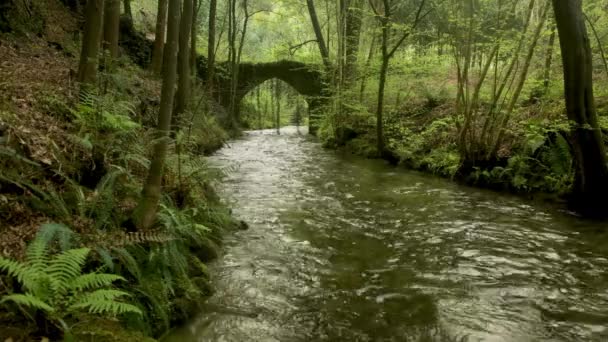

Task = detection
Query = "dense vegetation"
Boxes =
[1,0,608,340]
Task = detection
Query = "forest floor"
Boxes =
[0,2,235,340]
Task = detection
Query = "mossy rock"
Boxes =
[188,255,211,279]
[71,317,156,342]
[190,237,220,262]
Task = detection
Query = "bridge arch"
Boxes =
[198,58,328,134]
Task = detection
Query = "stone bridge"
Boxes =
[197,58,328,135]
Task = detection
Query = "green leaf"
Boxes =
[1,294,54,313]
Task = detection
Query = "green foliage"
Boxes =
[73,91,140,134]
[0,226,141,334]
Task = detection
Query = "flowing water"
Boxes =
[166,126,608,342]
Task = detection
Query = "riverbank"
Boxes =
[319,96,608,201]
[0,3,237,340]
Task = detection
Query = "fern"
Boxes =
[1,294,54,313]
[72,273,125,291]
[0,227,141,332]
[37,223,75,251]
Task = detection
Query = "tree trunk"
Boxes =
[207,0,217,92]
[123,0,132,24]
[359,34,376,102]
[123,0,132,19]
[227,0,238,126]
[275,79,281,135]
[103,0,120,58]
[552,0,608,215]
[78,0,104,85]
[137,0,182,230]
[543,24,556,93]
[376,57,388,154]
[190,0,199,78]
[151,0,169,74]
[174,0,194,129]
[306,0,331,69]
[344,0,363,86]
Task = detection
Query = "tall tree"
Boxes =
[552,0,608,215]
[151,0,169,74]
[137,0,182,230]
[78,0,105,85]
[207,0,217,92]
[102,0,121,58]
[370,0,426,154]
[343,0,363,86]
[306,0,331,69]
[123,0,132,19]
[190,0,200,77]
[123,0,133,27]
[174,0,194,128]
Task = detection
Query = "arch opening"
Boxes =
[240,79,309,132]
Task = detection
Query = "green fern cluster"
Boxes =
[0,226,141,333]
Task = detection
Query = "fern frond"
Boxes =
[70,289,142,315]
[70,273,125,292]
[48,248,90,290]
[25,239,49,273]
[0,257,38,286]
[36,223,74,251]
[75,300,143,316]
[1,293,54,312]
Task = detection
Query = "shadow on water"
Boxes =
[165,126,608,342]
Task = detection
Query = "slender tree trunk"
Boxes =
[207,0,217,92]
[103,0,120,58]
[552,0,608,215]
[256,86,262,129]
[137,0,182,230]
[174,0,194,129]
[276,79,281,135]
[543,24,556,93]
[359,34,376,102]
[123,0,132,22]
[490,1,550,157]
[151,0,169,74]
[343,0,363,87]
[376,57,388,154]
[122,0,133,30]
[78,0,105,85]
[227,0,238,126]
[306,0,331,69]
[584,13,608,77]
[190,0,199,78]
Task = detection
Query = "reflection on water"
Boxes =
[165,126,608,342]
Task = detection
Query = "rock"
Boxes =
[191,237,219,262]
[238,220,249,230]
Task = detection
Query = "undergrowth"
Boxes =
[0,33,236,341]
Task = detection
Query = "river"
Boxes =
[165,126,608,342]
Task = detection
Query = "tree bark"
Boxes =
[190,0,199,78]
[306,0,331,69]
[376,57,388,154]
[123,0,133,26]
[343,0,363,87]
[552,0,608,215]
[207,0,217,92]
[137,0,182,230]
[543,24,556,93]
[78,0,105,85]
[151,0,169,74]
[174,0,194,129]
[123,0,132,19]
[103,0,120,58]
